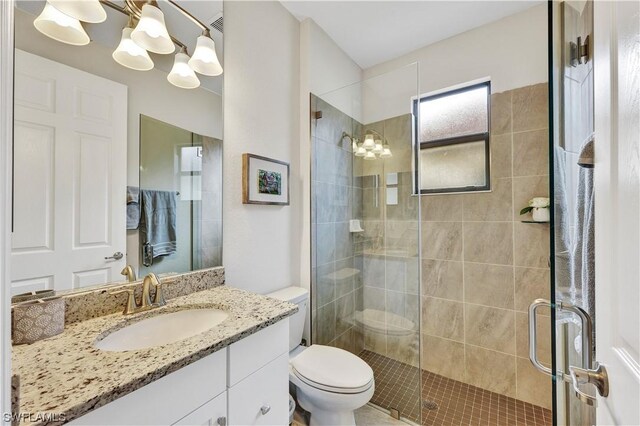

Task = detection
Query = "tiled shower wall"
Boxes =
[311,95,365,355]
[420,82,552,409]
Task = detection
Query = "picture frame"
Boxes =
[242,153,290,205]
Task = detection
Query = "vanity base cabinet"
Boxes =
[228,353,289,425]
[69,349,227,425]
[69,319,290,426]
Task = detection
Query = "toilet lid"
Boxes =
[290,345,374,393]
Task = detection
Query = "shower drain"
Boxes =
[422,400,439,410]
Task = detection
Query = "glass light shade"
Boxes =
[380,148,393,158]
[352,140,358,152]
[113,27,154,71]
[49,0,106,23]
[168,50,200,89]
[364,151,376,161]
[355,146,366,157]
[362,134,376,150]
[188,35,223,76]
[373,141,383,154]
[131,4,174,54]
[34,2,90,46]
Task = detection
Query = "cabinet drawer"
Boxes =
[228,319,288,386]
[173,391,227,426]
[70,349,227,425]
[228,353,289,426]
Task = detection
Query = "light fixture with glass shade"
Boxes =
[364,151,376,161]
[362,134,376,150]
[168,47,200,89]
[113,18,154,71]
[189,30,223,76]
[34,1,90,46]
[373,139,383,154]
[49,0,107,23]
[131,3,175,54]
[355,146,367,157]
[380,146,393,158]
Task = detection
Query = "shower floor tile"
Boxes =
[360,350,553,426]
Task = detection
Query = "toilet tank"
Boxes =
[267,286,308,352]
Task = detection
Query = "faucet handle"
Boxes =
[151,279,166,306]
[110,288,137,315]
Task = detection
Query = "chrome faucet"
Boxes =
[110,273,166,315]
[120,265,137,282]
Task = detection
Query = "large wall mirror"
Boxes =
[10,0,224,296]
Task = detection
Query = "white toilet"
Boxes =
[267,287,375,426]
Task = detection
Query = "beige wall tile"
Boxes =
[463,178,513,222]
[516,357,553,409]
[490,133,513,179]
[465,346,517,397]
[513,129,549,177]
[490,91,512,135]
[463,222,513,265]
[516,311,551,364]
[364,329,387,355]
[422,296,464,341]
[422,221,463,260]
[421,334,466,382]
[388,332,420,367]
[464,263,515,309]
[514,267,551,311]
[513,175,549,221]
[421,194,463,222]
[512,83,549,132]
[514,222,550,268]
[465,304,516,354]
[422,259,463,301]
[384,114,412,149]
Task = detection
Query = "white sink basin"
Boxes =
[94,308,229,352]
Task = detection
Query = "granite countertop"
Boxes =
[12,286,297,425]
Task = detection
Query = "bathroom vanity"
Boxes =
[11,284,297,425]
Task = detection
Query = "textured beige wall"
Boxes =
[419,82,552,409]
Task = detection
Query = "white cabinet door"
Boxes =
[173,391,227,426]
[593,1,640,424]
[228,353,289,426]
[11,49,127,294]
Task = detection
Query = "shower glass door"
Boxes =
[310,63,422,423]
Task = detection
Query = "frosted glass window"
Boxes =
[420,85,488,142]
[420,141,487,191]
[416,81,491,193]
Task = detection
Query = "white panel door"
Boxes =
[593,1,640,424]
[11,50,127,293]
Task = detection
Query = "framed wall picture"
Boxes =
[242,153,290,205]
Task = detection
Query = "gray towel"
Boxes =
[140,189,177,266]
[553,145,572,297]
[126,186,140,230]
[572,135,595,351]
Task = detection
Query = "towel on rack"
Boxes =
[126,186,140,230]
[571,134,595,350]
[140,189,177,265]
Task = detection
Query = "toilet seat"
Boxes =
[290,345,374,394]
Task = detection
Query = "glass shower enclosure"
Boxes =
[310,64,422,423]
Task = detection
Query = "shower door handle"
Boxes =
[528,299,556,377]
[528,298,594,383]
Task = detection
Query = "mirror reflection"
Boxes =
[11,0,224,296]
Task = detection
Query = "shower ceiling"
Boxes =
[281,0,543,68]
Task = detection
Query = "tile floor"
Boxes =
[360,350,553,426]
[292,404,406,426]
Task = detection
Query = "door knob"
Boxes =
[260,405,271,415]
[105,251,124,260]
[569,362,609,407]
[216,417,226,426]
